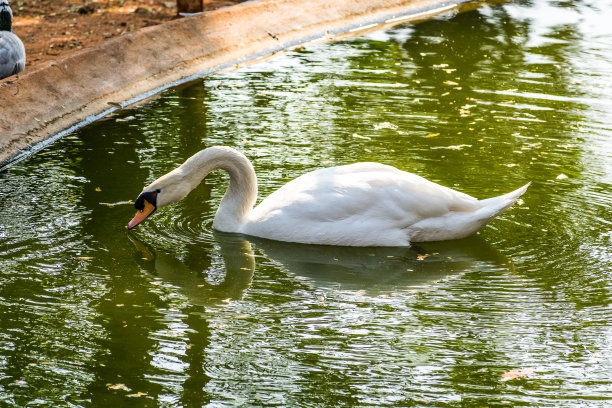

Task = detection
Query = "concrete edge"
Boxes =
[0,0,490,171]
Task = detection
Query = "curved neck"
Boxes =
[181,147,258,232]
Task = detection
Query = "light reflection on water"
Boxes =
[1,0,612,406]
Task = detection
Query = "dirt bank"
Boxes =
[13,0,243,68]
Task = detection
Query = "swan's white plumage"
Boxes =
[243,163,483,246]
[131,146,529,247]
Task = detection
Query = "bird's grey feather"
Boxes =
[0,1,25,79]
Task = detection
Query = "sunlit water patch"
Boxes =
[1,0,612,406]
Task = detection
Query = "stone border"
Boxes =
[0,0,485,170]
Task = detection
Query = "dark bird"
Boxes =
[0,0,25,79]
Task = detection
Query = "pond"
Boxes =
[1,0,611,406]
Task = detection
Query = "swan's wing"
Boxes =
[247,163,480,241]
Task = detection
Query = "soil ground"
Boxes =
[12,0,244,69]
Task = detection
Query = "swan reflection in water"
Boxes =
[129,232,511,303]
[128,233,255,303]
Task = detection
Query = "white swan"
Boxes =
[0,1,25,79]
[127,146,529,246]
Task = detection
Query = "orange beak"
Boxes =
[127,199,156,229]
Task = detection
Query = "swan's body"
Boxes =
[128,146,529,247]
[0,1,25,79]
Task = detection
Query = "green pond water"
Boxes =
[1,0,612,406]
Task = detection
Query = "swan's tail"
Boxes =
[406,183,530,242]
[478,182,531,220]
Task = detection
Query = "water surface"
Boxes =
[1,0,611,406]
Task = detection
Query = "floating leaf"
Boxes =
[107,383,131,391]
[433,144,471,151]
[76,257,95,260]
[99,201,132,207]
[501,368,534,381]
[127,392,148,398]
[95,187,102,192]
[425,133,440,138]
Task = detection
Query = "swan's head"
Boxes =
[127,170,193,229]
[127,189,159,229]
